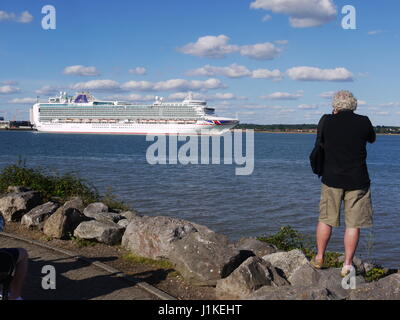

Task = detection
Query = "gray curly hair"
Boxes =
[332,90,357,111]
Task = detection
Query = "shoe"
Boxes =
[341,264,353,277]
[310,257,324,269]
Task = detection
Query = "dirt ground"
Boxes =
[3,222,217,300]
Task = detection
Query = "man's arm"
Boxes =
[366,117,376,143]
[315,114,328,146]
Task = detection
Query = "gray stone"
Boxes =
[216,256,289,299]
[7,186,30,193]
[43,197,88,239]
[21,201,60,229]
[0,191,42,221]
[246,285,334,300]
[262,249,309,279]
[235,237,277,257]
[117,219,129,229]
[74,220,125,245]
[120,210,142,221]
[289,265,365,300]
[338,255,366,275]
[83,202,109,217]
[348,273,400,300]
[169,230,247,286]
[121,215,198,259]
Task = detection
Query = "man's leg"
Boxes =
[315,221,332,261]
[343,228,360,266]
[9,248,28,300]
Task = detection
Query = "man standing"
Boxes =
[311,90,376,277]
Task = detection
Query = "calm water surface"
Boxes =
[0,131,398,268]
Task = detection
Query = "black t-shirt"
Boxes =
[316,110,376,190]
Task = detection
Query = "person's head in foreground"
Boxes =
[332,90,358,114]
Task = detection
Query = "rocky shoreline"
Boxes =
[1,186,399,300]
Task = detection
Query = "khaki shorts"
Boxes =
[319,184,373,228]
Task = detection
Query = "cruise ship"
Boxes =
[30,92,239,135]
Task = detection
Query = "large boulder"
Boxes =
[117,219,129,229]
[119,210,141,221]
[262,249,309,279]
[74,220,125,245]
[246,285,334,300]
[121,215,198,259]
[43,197,87,239]
[216,256,289,299]
[7,186,30,193]
[235,237,278,257]
[289,264,365,300]
[348,273,400,300]
[83,202,124,223]
[83,202,108,216]
[21,201,60,229]
[169,230,248,286]
[0,190,42,221]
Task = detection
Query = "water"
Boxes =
[0,131,399,268]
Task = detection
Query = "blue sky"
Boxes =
[0,0,399,125]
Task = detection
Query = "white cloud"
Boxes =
[319,91,335,99]
[1,80,18,85]
[129,67,147,75]
[179,35,283,60]
[287,66,353,82]
[187,64,283,80]
[9,97,37,104]
[178,35,238,58]
[368,30,383,35]
[275,40,289,45]
[298,104,318,109]
[251,68,284,80]
[379,102,400,107]
[71,80,120,91]
[0,10,33,23]
[17,11,33,23]
[63,65,101,76]
[239,42,282,60]
[250,0,337,28]
[261,91,303,100]
[262,14,272,22]
[186,64,252,78]
[36,85,63,95]
[168,92,246,101]
[0,85,21,94]
[121,78,226,92]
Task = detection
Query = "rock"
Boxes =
[117,219,129,229]
[216,256,289,299]
[338,255,366,275]
[7,186,30,193]
[83,202,108,216]
[121,215,198,259]
[262,249,309,279]
[0,191,42,221]
[21,201,60,229]
[169,230,247,286]
[348,273,400,300]
[120,210,142,221]
[74,220,125,245]
[235,237,277,257]
[289,264,365,300]
[246,285,334,300]
[43,197,87,239]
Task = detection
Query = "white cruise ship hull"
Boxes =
[35,122,236,135]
